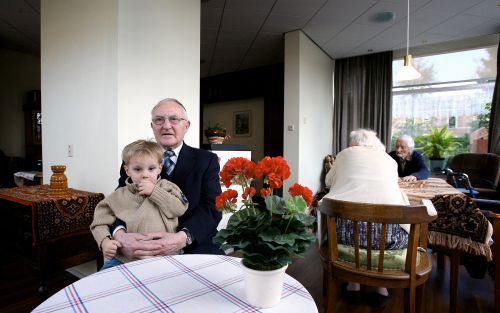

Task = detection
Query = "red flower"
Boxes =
[220,157,255,188]
[260,187,272,198]
[216,156,314,215]
[242,186,256,200]
[288,183,314,206]
[254,157,290,189]
[215,189,238,211]
[267,173,282,189]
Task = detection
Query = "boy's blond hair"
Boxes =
[122,139,163,165]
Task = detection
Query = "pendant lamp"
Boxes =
[396,0,421,81]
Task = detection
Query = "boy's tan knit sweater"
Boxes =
[90,179,188,263]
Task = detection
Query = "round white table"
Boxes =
[32,254,318,313]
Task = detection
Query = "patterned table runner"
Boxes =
[0,185,104,244]
[428,193,492,260]
[400,179,492,259]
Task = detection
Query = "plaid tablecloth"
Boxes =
[32,254,318,313]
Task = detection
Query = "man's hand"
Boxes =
[113,229,162,260]
[134,231,187,258]
[401,175,417,182]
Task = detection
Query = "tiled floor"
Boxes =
[65,259,97,278]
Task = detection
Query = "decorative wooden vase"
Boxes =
[50,165,68,192]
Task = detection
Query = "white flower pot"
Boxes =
[241,262,288,308]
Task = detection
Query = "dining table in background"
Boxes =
[400,177,496,313]
[398,177,461,205]
[32,254,319,313]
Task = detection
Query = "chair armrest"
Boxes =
[421,198,437,217]
[473,198,500,214]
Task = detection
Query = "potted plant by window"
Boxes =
[204,122,227,144]
[415,126,460,171]
[213,156,316,308]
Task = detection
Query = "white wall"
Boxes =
[117,0,201,153]
[284,30,334,195]
[0,49,40,157]
[41,0,200,195]
[203,98,264,162]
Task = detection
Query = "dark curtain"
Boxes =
[489,40,500,154]
[332,51,393,154]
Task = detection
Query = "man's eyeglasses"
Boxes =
[152,116,187,126]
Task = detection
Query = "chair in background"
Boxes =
[445,153,500,200]
[317,198,436,313]
[470,197,500,313]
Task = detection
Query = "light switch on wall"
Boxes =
[68,144,74,157]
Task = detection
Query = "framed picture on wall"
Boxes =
[233,110,251,136]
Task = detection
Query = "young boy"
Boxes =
[90,139,188,270]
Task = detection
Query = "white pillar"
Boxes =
[284,30,334,195]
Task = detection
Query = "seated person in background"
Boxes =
[308,154,336,230]
[90,139,188,270]
[320,129,411,308]
[389,135,429,181]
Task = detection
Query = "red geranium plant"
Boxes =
[213,156,316,271]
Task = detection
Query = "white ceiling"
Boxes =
[1,0,499,78]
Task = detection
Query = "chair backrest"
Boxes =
[448,153,500,190]
[318,198,436,276]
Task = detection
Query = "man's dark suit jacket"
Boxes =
[389,150,429,180]
[117,143,223,254]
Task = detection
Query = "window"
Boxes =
[391,46,497,158]
[448,116,456,129]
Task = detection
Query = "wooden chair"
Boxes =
[318,198,437,313]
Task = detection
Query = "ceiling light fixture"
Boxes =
[396,0,421,81]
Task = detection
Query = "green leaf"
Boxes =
[212,191,317,270]
[265,195,286,215]
[415,126,461,158]
[295,213,316,226]
[285,196,307,215]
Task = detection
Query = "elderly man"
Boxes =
[112,98,223,257]
[389,135,429,182]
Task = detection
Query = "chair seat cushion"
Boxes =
[337,244,412,270]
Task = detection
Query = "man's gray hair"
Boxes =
[349,129,386,151]
[152,98,189,120]
[397,135,415,153]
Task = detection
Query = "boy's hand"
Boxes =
[137,180,155,196]
[101,237,122,260]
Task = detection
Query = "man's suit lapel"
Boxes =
[170,143,195,182]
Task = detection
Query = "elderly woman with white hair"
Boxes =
[320,129,410,308]
[389,135,429,182]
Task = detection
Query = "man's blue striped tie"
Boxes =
[163,150,175,176]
